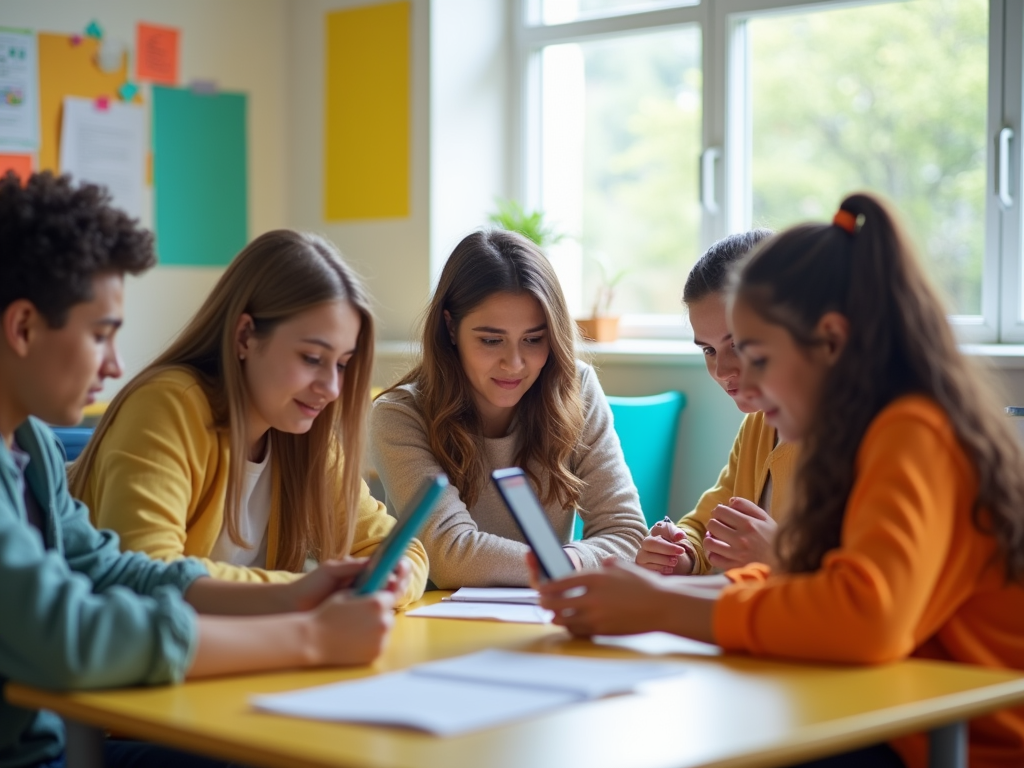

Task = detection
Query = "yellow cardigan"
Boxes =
[679,411,797,574]
[78,368,427,606]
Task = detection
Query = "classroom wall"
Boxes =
[287,0,432,342]
[1,0,292,399]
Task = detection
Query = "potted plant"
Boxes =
[487,198,566,249]
[577,256,627,342]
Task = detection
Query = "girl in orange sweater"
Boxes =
[536,192,1024,768]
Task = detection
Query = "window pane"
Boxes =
[749,0,987,316]
[540,0,692,26]
[541,27,702,318]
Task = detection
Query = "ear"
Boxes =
[2,300,40,359]
[234,313,256,361]
[442,310,456,346]
[815,311,850,365]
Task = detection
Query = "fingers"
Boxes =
[641,535,687,557]
[704,534,744,570]
[650,520,686,542]
[727,497,770,520]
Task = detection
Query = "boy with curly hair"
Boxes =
[0,172,397,768]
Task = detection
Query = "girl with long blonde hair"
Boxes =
[71,230,427,605]
[370,230,647,587]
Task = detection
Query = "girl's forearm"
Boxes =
[658,583,719,644]
[188,613,316,678]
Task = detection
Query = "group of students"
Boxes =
[1,171,1022,768]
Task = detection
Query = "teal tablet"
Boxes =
[353,474,449,595]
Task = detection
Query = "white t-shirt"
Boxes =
[209,438,272,567]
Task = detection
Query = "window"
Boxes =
[516,0,1023,342]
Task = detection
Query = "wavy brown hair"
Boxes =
[734,192,1024,581]
[70,230,375,570]
[384,230,585,509]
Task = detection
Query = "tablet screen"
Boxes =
[492,468,574,581]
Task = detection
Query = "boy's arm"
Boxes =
[0,509,199,690]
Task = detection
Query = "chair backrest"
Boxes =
[50,427,95,462]
[574,391,686,538]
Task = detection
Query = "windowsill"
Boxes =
[378,339,1024,369]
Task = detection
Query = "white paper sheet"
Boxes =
[447,587,540,604]
[405,601,554,624]
[251,650,687,736]
[0,28,38,149]
[593,632,723,657]
[252,671,580,736]
[59,97,146,219]
[416,649,687,698]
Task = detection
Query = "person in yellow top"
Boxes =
[69,230,427,606]
[636,230,798,575]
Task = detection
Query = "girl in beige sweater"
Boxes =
[370,230,647,588]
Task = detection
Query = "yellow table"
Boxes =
[7,593,1024,768]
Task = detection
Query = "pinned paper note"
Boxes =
[324,1,410,220]
[38,33,139,172]
[0,153,32,182]
[59,96,146,219]
[85,21,102,40]
[0,28,39,151]
[96,38,126,73]
[152,86,247,266]
[136,23,179,85]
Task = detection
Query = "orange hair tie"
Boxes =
[833,209,858,234]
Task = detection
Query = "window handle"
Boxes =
[999,127,1014,209]
[700,147,721,214]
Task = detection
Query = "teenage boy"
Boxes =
[0,172,400,768]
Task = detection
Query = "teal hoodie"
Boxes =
[0,417,207,768]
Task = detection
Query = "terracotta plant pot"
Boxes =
[577,316,620,342]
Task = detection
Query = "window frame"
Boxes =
[513,0,1019,343]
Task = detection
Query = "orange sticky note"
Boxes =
[0,154,32,182]
[136,23,180,85]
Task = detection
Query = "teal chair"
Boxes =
[574,391,686,539]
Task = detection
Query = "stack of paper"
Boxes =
[447,587,539,604]
[405,587,549,623]
[251,649,686,735]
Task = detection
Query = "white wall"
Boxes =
[429,0,511,282]
[1,0,291,397]
[287,0,432,341]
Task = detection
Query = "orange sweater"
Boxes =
[714,396,1024,768]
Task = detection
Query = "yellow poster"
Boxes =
[38,33,137,173]
[324,1,410,220]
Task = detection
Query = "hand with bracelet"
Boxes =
[634,516,698,576]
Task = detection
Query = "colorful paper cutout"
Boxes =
[37,33,139,172]
[85,21,102,40]
[136,23,180,85]
[118,82,138,101]
[152,86,247,266]
[324,1,410,220]
[0,153,32,182]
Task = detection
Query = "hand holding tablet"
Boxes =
[353,474,449,595]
